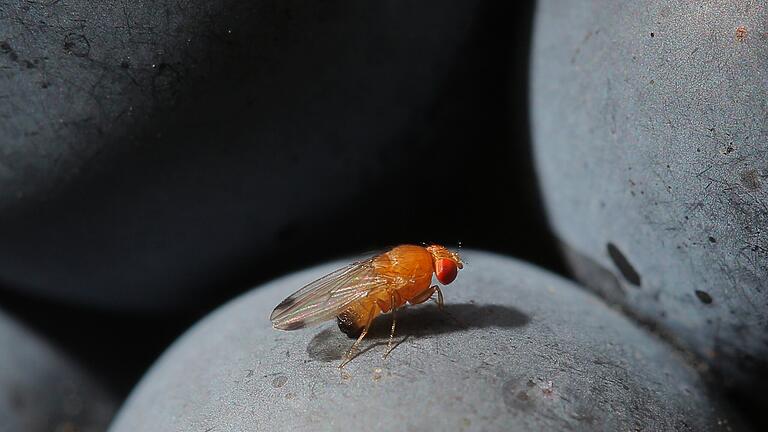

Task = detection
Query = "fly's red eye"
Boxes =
[435,258,458,285]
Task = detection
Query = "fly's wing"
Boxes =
[270,259,390,330]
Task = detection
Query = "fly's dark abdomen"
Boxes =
[337,310,364,338]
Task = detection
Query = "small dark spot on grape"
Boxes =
[63,33,90,57]
[695,290,713,304]
[607,243,641,286]
[271,375,288,388]
[739,169,761,190]
[735,26,747,42]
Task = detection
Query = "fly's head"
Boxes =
[426,244,463,285]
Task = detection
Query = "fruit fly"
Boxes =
[270,244,463,368]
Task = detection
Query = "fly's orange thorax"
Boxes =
[336,245,435,337]
[373,245,434,303]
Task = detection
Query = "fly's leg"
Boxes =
[433,285,444,311]
[409,285,444,311]
[339,330,368,369]
[383,291,398,359]
[339,304,376,369]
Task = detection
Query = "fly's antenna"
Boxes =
[454,241,467,267]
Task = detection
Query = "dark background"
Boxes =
[0,1,562,397]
